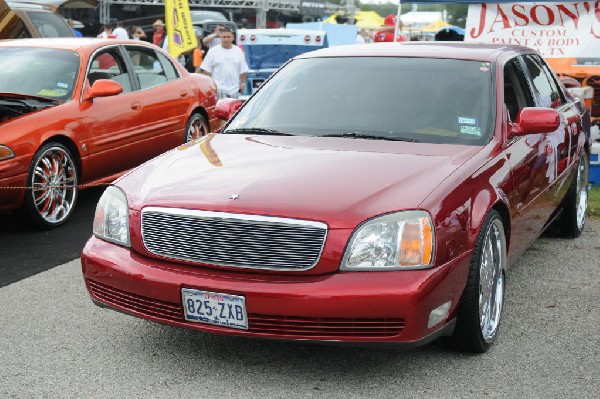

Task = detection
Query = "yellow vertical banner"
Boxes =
[164,0,197,58]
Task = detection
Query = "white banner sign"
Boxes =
[465,2,600,58]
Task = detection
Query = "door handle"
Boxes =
[131,102,141,110]
[180,91,188,98]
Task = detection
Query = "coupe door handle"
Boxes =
[180,91,188,98]
[131,102,142,111]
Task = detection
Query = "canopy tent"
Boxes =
[324,11,385,30]
[419,18,451,33]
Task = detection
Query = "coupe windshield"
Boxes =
[226,57,494,145]
[0,48,80,100]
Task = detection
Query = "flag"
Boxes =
[164,0,197,58]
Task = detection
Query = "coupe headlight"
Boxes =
[341,211,434,271]
[93,186,130,247]
[0,145,15,161]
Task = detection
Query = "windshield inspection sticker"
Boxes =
[57,82,69,89]
[460,125,481,136]
[458,116,478,125]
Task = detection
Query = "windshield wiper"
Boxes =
[0,103,28,115]
[224,128,294,136]
[321,132,420,142]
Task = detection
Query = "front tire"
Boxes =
[22,142,78,229]
[185,112,209,142]
[452,210,506,353]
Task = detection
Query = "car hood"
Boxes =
[118,134,481,229]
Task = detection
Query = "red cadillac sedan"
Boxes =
[81,43,590,353]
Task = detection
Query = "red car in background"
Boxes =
[0,38,217,228]
[82,43,590,353]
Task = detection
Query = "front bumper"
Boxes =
[81,236,471,346]
[0,172,27,212]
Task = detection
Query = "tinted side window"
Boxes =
[125,47,168,90]
[503,58,534,122]
[89,50,132,93]
[157,52,179,81]
[522,55,564,108]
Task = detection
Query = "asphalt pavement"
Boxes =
[0,221,599,398]
[0,186,104,288]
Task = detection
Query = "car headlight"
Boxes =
[340,211,434,271]
[0,145,15,161]
[93,186,130,247]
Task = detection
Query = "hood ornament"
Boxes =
[229,194,240,200]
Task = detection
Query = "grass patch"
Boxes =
[589,185,600,219]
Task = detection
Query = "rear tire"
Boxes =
[185,112,209,142]
[21,142,78,229]
[558,152,588,238]
[452,210,506,353]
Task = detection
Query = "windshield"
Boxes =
[191,11,227,23]
[0,47,80,100]
[574,58,600,67]
[244,44,324,70]
[226,57,494,145]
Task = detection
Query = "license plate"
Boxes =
[181,288,248,330]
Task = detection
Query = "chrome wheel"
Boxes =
[29,145,78,225]
[185,113,209,142]
[575,155,588,231]
[479,218,506,343]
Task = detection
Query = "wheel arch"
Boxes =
[190,106,209,127]
[469,188,511,262]
[39,135,82,178]
[491,201,511,262]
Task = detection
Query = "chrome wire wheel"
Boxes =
[575,154,588,231]
[29,145,78,226]
[185,113,209,142]
[478,218,506,343]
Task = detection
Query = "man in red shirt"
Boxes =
[152,19,166,47]
[373,15,408,43]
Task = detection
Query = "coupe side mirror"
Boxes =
[84,79,123,101]
[510,107,560,137]
[215,98,242,121]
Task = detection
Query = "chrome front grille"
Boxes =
[141,208,328,271]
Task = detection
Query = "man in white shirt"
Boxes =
[113,22,129,40]
[200,27,248,99]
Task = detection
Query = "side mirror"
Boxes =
[510,107,560,137]
[84,79,123,101]
[215,98,242,121]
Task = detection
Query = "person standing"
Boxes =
[67,19,83,37]
[113,22,129,40]
[356,28,367,44]
[192,34,204,73]
[97,24,116,39]
[202,24,224,49]
[200,27,248,99]
[97,24,115,39]
[152,19,166,47]
[131,26,147,41]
